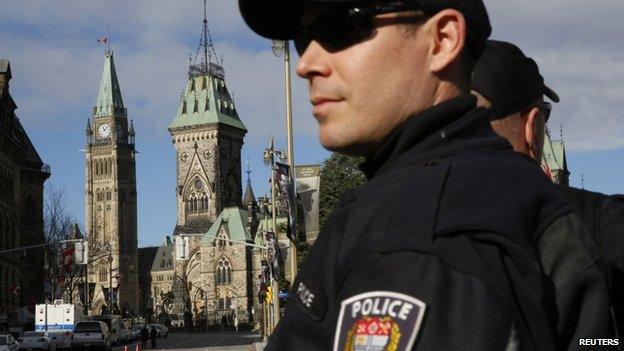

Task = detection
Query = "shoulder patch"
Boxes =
[333,291,426,351]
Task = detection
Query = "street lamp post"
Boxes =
[271,40,298,283]
[108,254,113,317]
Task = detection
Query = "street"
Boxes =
[112,332,261,351]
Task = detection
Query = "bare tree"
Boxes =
[43,186,76,301]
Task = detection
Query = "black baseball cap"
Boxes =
[472,40,560,119]
[238,0,492,58]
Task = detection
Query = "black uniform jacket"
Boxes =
[267,95,612,350]
[558,185,624,337]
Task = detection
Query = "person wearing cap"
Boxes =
[239,1,591,350]
[472,39,623,345]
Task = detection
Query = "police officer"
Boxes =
[472,39,622,342]
[239,1,611,350]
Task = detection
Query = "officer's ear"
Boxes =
[523,106,543,161]
[427,9,467,74]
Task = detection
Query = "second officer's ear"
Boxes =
[522,106,544,162]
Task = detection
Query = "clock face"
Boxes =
[98,123,111,138]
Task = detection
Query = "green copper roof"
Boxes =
[94,51,124,118]
[542,130,568,172]
[168,72,246,131]
[201,207,253,244]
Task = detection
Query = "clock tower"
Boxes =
[85,50,139,316]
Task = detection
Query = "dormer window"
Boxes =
[193,100,198,113]
[182,102,187,115]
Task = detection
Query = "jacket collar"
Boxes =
[360,94,483,179]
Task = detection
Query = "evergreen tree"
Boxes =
[319,153,366,228]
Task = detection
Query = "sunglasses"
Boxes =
[293,3,433,56]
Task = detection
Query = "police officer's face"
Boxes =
[296,7,435,156]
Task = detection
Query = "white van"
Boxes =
[89,316,121,345]
[71,321,111,351]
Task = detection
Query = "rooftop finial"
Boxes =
[188,0,220,79]
[581,173,585,189]
[560,124,563,140]
[246,158,252,185]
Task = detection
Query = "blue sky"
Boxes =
[1,1,622,247]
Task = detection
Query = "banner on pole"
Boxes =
[275,162,296,242]
[264,232,283,280]
[295,165,321,244]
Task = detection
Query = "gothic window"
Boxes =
[201,193,208,211]
[217,231,227,250]
[226,297,231,310]
[193,100,198,113]
[106,191,111,201]
[99,268,107,282]
[182,102,187,115]
[216,257,232,285]
[190,79,195,92]
[205,99,209,111]
[218,298,224,310]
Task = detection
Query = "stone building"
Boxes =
[137,246,158,318]
[149,238,175,320]
[542,128,570,186]
[0,59,50,327]
[84,50,139,316]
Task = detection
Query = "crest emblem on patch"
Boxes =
[333,291,426,351]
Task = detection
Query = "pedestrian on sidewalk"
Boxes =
[140,325,148,349]
[149,326,157,349]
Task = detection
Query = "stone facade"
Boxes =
[85,51,139,316]
[0,59,50,328]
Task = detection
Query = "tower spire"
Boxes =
[94,51,125,118]
[246,158,252,186]
[188,0,220,78]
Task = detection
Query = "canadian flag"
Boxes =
[97,37,108,43]
[62,247,74,272]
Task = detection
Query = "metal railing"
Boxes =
[188,62,224,79]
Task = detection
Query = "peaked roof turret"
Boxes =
[168,0,246,132]
[94,50,125,118]
[243,181,256,206]
[201,207,254,244]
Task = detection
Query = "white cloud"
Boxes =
[487,0,624,151]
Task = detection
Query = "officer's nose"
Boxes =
[296,40,332,80]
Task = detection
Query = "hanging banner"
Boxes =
[275,162,296,242]
[295,165,321,244]
[264,231,283,280]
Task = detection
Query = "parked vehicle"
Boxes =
[89,316,120,345]
[18,331,53,351]
[70,321,111,351]
[0,333,19,351]
[35,303,86,332]
[147,324,167,338]
[46,331,72,350]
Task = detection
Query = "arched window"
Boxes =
[216,257,232,285]
[167,259,172,267]
[182,101,187,115]
[160,260,165,268]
